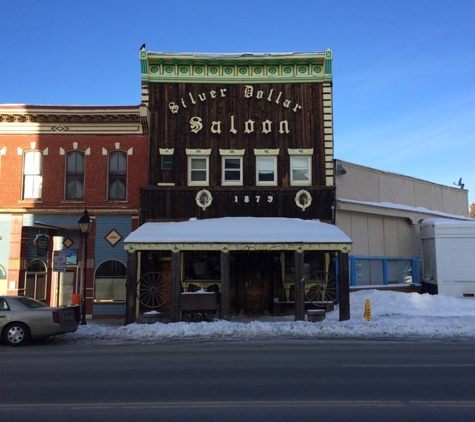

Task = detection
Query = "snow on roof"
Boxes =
[123,217,352,245]
[338,198,473,221]
[422,217,475,227]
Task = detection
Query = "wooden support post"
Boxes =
[338,251,350,321]
[220,251,230,320]
[125,251,137,325]
[294,251,305,321]
[170,251,182,322]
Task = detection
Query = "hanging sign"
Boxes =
[34,234,49,257]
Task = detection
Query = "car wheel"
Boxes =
[4,323,30,347]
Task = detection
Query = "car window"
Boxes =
[0,299,10,311]
[14,297,48,308]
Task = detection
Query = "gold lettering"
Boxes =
[279,120,289,134]
[244,86,253,98]
[230,115,237,134]
[211,121,222,134]
[190,116,203,133]
[168,102,179,114]
[244,119,255,134]
[262,120,272,134]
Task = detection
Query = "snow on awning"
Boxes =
[124,217,352,253]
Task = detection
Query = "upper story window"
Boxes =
[186,149,211,186]
[160,148,174,170]
[66,151,85,199]
[220,149,244,186]
[23,151,43,200]
[108,151,127,200]
[288,149,313,186]
[255,149,279,186]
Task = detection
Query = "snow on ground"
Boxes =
[68,290,475,344]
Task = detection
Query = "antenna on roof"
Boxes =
[453,177,465,189]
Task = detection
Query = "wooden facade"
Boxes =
[125,48,351,323]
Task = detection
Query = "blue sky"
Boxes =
[2,0,474,205]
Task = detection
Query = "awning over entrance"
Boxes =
[123,217,352,253]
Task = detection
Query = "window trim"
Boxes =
[22,150,43,200]
[288,148,313,186]
[220,149,244,186]
[108,150,128,200]
[254,149,279,186]
[186,149,211,186]
[65,150,85,200]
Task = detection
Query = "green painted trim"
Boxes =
[140,50,332,84]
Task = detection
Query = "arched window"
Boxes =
[23,151,43,199]
[66,151,85,199]
[108,151,127,200]
[25,260,47,301]
[94,260,127,302]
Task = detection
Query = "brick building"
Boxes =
[0,104,148,318]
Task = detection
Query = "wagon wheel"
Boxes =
[137,272,170,308]
[305,271,337,305]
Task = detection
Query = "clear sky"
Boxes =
[2,0,474,206]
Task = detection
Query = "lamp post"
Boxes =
[78,209,92,325]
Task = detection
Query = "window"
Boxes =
[256,156,277,186]
[108,151,127,200]
[161,155,173,170]
[222,157,243,185]
[186,149,211,186]
[188,157,209,185]
[94,260,127,302]
[66,151,85,199]
[25,260,47,301]
[290,156,311,185]
[23,151,43,199]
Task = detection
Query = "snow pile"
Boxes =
[69,290,475,344]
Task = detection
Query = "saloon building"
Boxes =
[124,48,352,323]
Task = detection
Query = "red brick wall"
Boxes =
[0,133,148,210]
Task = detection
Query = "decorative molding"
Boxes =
[0,106,144,135]
[186,148,211,155]
[254,148,279,156]
[141,49,332,84]
[219,149,245,156]
[288,148,314,155]
[159,148,174,155]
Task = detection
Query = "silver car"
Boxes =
[0,296,79,346]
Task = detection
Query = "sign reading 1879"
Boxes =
[234,195,274,203]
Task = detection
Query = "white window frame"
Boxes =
[220,149,244,186]
[23,151,43,200]
[255,149,279,186]
[288,148,313,186]
[186,149,211,186]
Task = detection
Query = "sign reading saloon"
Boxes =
[166,84,306,137]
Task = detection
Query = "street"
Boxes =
[2,339,475,421]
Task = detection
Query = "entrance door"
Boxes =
[232,252,277,315]
[58,270,76,306]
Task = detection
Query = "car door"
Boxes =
[0,298,13,330]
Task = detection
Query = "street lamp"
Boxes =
[78,209,92,325]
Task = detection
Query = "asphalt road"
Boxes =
[2,339,475,421]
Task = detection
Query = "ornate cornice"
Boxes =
[0,105,148,135]
[140,48,333,85]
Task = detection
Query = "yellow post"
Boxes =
[364,298,372,321]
